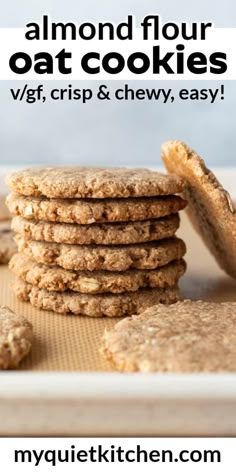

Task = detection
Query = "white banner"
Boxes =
[0,437,234,470]
[0,15,235,80]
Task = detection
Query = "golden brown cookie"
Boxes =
[0,195,11,221]
[0,221,17,264]
[6,193,187,225]
[162,140,236,278]
[15,235,186,272]
[13,278,179,317]
[102,300,236,372]
[6,166,185,199]
[0,306,33,369]
[10,253,186,294]
[11,214,180,246]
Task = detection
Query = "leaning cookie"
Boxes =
[13,278,180,317]
[15,236,186,272]
[10,253,186,294]
[0,221,17,264]
[6,193,187,225]
[162,140,236,278]
[102,300,236,372]
[11,214,180,245]
[0,306,33,369]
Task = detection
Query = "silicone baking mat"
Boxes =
[1,213,236,371]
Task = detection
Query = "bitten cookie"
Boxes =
[15,236,186,271]
[7,193,187,225]
[0,306,33,369]
[102,300,236,372]
[13,278,180,317]
[0,221,17,264]
[162,140,236,278]
[11,214,180,245]
[10,253,186,294]
[6,166,185,199]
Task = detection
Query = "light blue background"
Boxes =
[0,0,235,166]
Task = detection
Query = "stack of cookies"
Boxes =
[6,167,187,318]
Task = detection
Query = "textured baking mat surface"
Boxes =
[1,213,236,372]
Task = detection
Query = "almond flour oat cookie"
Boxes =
[6,166,185,199]
[11,214,180,246]
[0,306,33,369]
[15,236,186,272]
[10,254,186,294]
[162,140,236,278]
[6,193,187,225]
[13,278,180,317]
[0,221,17,264]
[0,195,11,221]
[102,300,236,372]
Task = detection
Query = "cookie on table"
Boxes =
[0,195,11,221]
[10,254,186,294]
[102,300,236,372]
[0,306,33,369]
[15,236,186,272]
[0,221,17,264]
[6,166,185,199]
[13,278,179,317]
[6,193,187,225]
[11,214,180,246]
[162,140,236,278]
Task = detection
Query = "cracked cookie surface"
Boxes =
[7,193,187,225]
[13,278,180,317]
[11,214,180,245]
[6,166,185,199]
[15,236,186,272]
[10,253,186,294]
[102,300,236,372]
